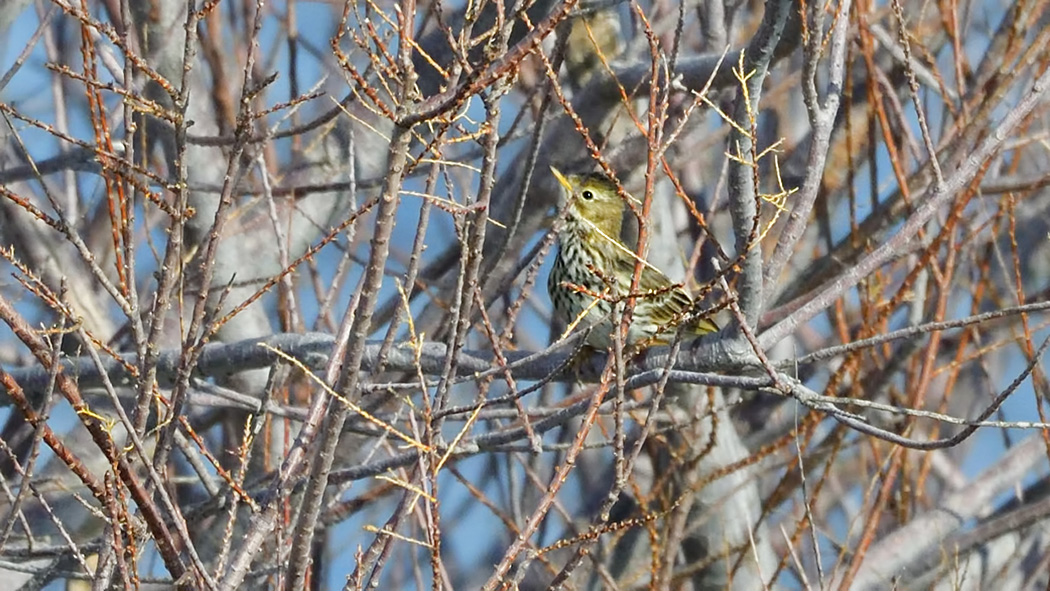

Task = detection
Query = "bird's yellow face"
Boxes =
[550,167,625,237]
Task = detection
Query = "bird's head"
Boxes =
[550,166,627,237]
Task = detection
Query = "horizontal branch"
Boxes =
[6,294,1047,404]
[1,332,744,404]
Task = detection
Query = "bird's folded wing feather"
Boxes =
[612,254,692,308]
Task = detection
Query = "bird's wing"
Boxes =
[612,252,692,310]
[610,250,719,335]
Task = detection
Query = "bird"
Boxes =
[564,9,623,89]
[547,166,718,349]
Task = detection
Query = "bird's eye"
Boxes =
[581,190,594,200]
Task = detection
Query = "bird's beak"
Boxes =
[549,166,574,195]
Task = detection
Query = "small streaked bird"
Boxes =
[547,167,718,349]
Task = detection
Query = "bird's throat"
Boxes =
[563,213,621,251]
